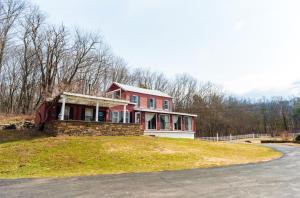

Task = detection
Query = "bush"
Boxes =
[295,135,300,142]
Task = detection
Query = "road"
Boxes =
[0,144,300,198]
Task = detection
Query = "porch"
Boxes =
[135,109,197,139]
[54,92,133,123]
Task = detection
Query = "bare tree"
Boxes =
[0,0,25,73]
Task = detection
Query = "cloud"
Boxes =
[233,20,246,31]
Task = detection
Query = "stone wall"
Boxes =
[44,120,143,136]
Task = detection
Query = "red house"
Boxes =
[35,82,197,139]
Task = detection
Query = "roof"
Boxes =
[111,82,172,98]
[56,92,134,108]
[134,107,198,117]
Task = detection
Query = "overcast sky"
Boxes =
[31,0,300,98]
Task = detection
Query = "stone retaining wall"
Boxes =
[44,120,143,136]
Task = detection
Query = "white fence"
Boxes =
[199,133,300,142]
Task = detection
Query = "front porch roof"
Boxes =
[134,108,198,117]
[57,92,132,108]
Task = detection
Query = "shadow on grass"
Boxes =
[0,129,51,144]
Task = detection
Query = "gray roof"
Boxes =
[113,82,172,98]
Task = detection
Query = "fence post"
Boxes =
[253,133,255,139]
[230,134,232,141]
[217,133,219,142]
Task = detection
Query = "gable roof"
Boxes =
[111,82,172,98]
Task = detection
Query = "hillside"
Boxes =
[0,136,282,178]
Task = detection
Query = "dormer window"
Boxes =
[148,98,156,109]
[163,100,169,110]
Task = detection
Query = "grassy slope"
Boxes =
[0,136,282,178]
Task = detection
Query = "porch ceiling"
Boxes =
[58,92,130,108]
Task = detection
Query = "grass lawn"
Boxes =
[0,136,282,178]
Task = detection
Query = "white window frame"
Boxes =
[149,98,155,109]
[184,116,192,131]
[131,95,139,104]
[146,113,157,130]
[163,100,169,110]
[64,106,70,120]
[159,114,170,130]
[85,108,93,121]
[112,111,119,123]
[135,112,141,124]
[122,111,130,123]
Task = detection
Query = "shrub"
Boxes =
[295,135,300,142]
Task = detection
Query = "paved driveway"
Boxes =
[1,144,300,198]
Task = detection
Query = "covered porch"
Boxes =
[56,92,133,123]
[134,109,197,139]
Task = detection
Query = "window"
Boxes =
[130,95,139,106]
[85,108,93,121]
[148,98,156,109]
[63,106,74,120]
[173,115,182,130]
[120,111,130,123]
[111,91,120,99]
[184,116,192,131]
[135,112,141,124]
[163,100,169,110]
[146,113,156,130]
[160,114,170,130]
[112,112,119,123]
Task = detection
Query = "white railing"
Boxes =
[199,133,300,142]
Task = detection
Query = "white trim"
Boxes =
[135,112,141,124]
[145,112,157,130]
[62,92,130,104]
[134,108,198,117]
[123,105,127,124]
[111,82,173,98]
[144,131,195,139]
[130,95,139,105]
[60,96,66,120]
[148,98,155,109]
[163,100,169,111]
[95,101,99,122]
[111,111,119,123]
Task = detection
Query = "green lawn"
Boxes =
[0,136,282,178]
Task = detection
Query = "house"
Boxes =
[35,82,197,139]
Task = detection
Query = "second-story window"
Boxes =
[163,100,169,110]
[148,98,156,109]
[130,95,139,106]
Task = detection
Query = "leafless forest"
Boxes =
[0,0,300,136]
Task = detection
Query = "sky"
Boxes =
[31,0,300,98]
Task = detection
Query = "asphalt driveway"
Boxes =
[1,144,300,198]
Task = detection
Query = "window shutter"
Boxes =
[154,99,156,109]
[147,98,150,108]
[138,96,140,107]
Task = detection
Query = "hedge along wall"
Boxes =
[44,120,144,136]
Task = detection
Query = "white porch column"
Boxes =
[95,101,99,122]
[60,95,66,121]
[123,105,127,123]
